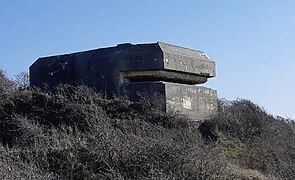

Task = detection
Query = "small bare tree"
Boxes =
[14,71,30,90]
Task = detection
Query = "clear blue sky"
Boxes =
[1,0,294,118]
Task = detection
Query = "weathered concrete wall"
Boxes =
[30,43,164,97]
[30,42,217,121]
[165,82,217,121]
[126,81,217,120]
[158,42,216,77]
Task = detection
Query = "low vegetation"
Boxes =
[0,70,294,179]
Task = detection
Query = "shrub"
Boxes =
[211,99,295,179]
[1,70,294,179]
[0,69,15,94]
[14,71,30,90]
[212,99,272,141]
[0,144,56,180]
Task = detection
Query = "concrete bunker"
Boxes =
[30,42,217,121]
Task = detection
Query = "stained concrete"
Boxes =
[128,81,217,121]
[30,42,217,121]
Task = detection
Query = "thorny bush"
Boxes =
[0,71,294,179]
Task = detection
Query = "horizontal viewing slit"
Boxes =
[120,70,208,85]
[128,76,197,85]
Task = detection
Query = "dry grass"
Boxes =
[0,71,294,179]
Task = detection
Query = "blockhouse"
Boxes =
[30,42,217,121]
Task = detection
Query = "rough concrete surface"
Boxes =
[30,42,217,121]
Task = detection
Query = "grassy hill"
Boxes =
[0,70,294,179]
